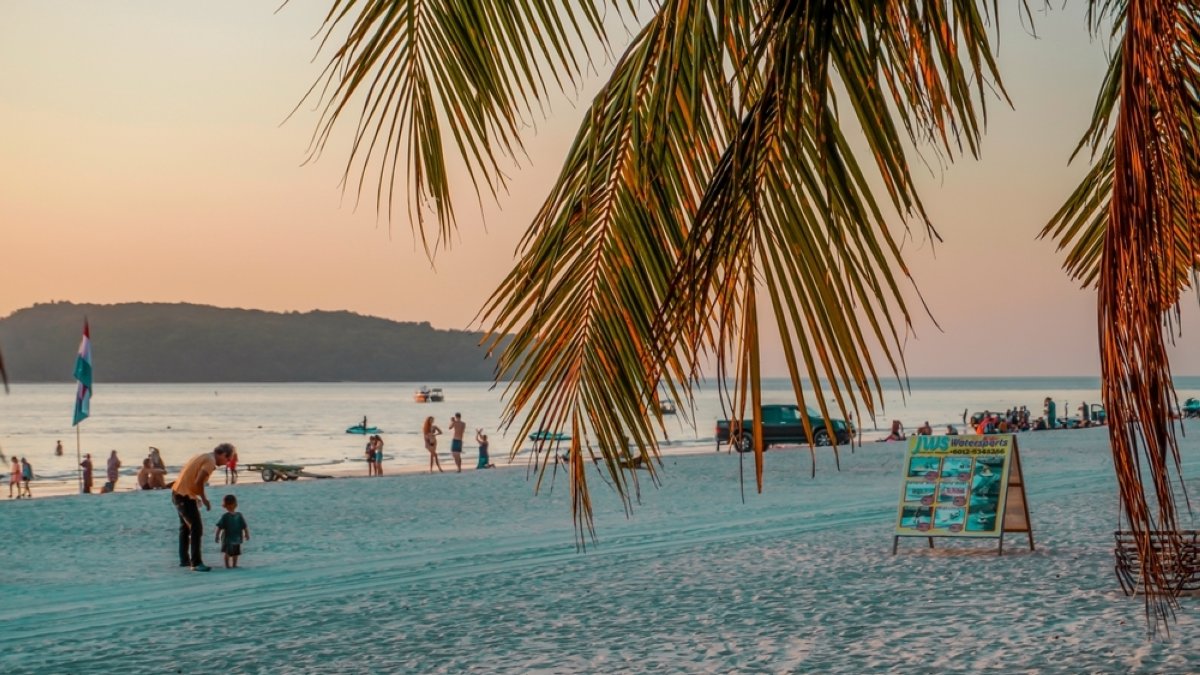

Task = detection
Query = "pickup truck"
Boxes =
[715,404,853,452]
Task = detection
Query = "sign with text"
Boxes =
[894,435,1014,538]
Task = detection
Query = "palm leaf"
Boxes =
[297,0,616,254]
[480,0,739,540]
[1046,0,1200,628]
[1087,0,1200,628]
[668,0,1005,489]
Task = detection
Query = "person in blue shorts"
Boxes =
[215,494,250,569]
[374,434,384,475]
[448,413,466,473]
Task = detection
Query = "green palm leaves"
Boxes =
[304,0,1004,530]
[305,0,1200,623]
[302,0,611,254]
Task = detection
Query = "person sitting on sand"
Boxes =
[879,420,906,442]
[138,458,167,490]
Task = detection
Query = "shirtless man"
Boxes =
[171,443,233,572]
[448,413,467,473]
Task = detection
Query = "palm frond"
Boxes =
[1063,0,1200,628]
[479,0,739,540]
[668,0,1005,490]
[298,0,616,254]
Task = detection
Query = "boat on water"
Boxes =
[346,425,383,435]
[657,398,677,415]
[414,386,444,402]
[1184,398,1200,419]
[529,430,571,442]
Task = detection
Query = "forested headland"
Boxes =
[0,302,507,382]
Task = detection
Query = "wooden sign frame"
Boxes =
[892,434,1034,556]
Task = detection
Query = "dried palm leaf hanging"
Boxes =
[1046,0,1200,627]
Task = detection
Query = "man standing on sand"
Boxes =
[55,440,63,457]
[448,413,466,473]
[171,443,234,572]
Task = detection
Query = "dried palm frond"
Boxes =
[1043,0,1200,628]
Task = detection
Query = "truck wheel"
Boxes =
[737,435,753,453]
[262,468,276,482]
[813,429,832,446]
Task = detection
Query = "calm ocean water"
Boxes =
[4,377,1199,481]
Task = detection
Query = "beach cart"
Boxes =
[244,462,331,482]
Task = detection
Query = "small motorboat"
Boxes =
[346,425,382,435]
[657,398,677,415]
[414,387,429,403]
[428,387,445,402]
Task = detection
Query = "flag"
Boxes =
[73,319,92,426]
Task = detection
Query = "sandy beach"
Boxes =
[3,425,1200,673]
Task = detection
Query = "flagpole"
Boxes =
[76,425,83,494]
[72,317,92,495]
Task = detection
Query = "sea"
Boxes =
[4,376,1199,482]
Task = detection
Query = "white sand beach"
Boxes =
[3,426,1200,673]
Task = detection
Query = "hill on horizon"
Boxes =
[0,302,508,383]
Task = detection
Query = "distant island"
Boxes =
[0,302,509,383]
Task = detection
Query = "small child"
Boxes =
[215,494,250,569]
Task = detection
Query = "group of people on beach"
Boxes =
[421,413,493,473]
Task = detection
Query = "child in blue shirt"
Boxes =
[215,494,250,568]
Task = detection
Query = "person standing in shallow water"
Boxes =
[171,443,234,572]
[55,440,63,457]
[423,416,444,474]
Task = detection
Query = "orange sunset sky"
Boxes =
[2,1,1198,377]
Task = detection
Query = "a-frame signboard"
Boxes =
[892,434,1034,555]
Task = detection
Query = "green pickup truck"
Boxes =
[715,404,853,452]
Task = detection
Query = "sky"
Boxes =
[2,1,1198,377]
